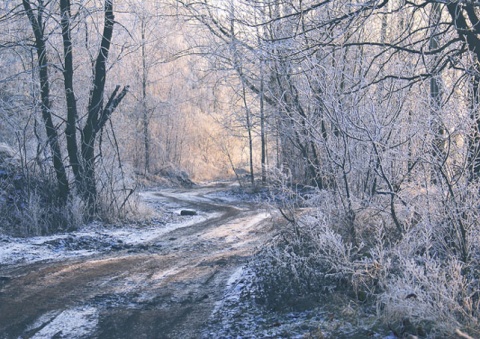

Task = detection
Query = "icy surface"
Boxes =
[203,264,394,339]
[203,265,329,338]
[30,307,98,339]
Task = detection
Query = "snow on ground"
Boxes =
[203,265,330,338]
[29,307,98,339]
[200,211,270,247]
[0,190,219,267]
[0,183,252,268]
[203,185,264,204]
[203,263,391,339]
[0,221,187,267]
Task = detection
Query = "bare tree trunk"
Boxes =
[256,11,267,185]
[22,0,69,201]
[60,0,83,193]
[82,0,129,216]
[468,70,480,181]
[228,2,254,185]
[430,1,445,183]
[241,85,255,186]
[259,60,267,185]
[141,17,150,175]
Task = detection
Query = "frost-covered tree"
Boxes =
[19,0,128,216]
[176,1,480,335]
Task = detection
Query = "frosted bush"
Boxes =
[0,175,87,236]
[24,191,42,235]
[22,191,86,235]
[65,195,86,230]
[377,256,478,336]
[252,183,480,337]
[252,212,358,308]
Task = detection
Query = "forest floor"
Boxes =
[0,182,391,338]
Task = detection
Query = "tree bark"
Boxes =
[23,0,69,201]
[141,17,150,174]
[430,1,445,183]
[82,0,128,216]
[60,0,83,193]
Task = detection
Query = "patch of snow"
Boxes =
[0,209,221,267]
[204,262,388,338]
[150,265,183,282]
[26,311,62,333]
[200,211,270,246]
[30,306,98,339]
[81,213,214,247]
[0,235,92,266]
[212,266,245,315]
[204,191,242,203]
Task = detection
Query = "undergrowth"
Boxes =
[251,185,480,338]
[0,163,140,236]
[0,172,85,236]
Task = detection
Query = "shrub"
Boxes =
[251,186,480,337]
[252,211,357,310]
[0,171,85,236]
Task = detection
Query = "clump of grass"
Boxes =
[0,172,86,236]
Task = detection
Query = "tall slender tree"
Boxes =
[22,0,129,216]
[22,0,69,201]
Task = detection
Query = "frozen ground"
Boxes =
[0,197,212,267]
[0,183,395,338]
[0,183,276,338]
[203,264,393,339]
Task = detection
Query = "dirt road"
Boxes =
[0,184,272,338]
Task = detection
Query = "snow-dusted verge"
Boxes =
[0,184,252,267]
[203,263,397,339]
[0,210,211,267]
[203,265,331,338]
[0,186,239,267]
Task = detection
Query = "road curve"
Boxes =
[0,184,271,339]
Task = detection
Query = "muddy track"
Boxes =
[0,184,272,339]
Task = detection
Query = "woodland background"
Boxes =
[1,0,480,337]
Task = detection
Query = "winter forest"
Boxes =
[1,0,480,338]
